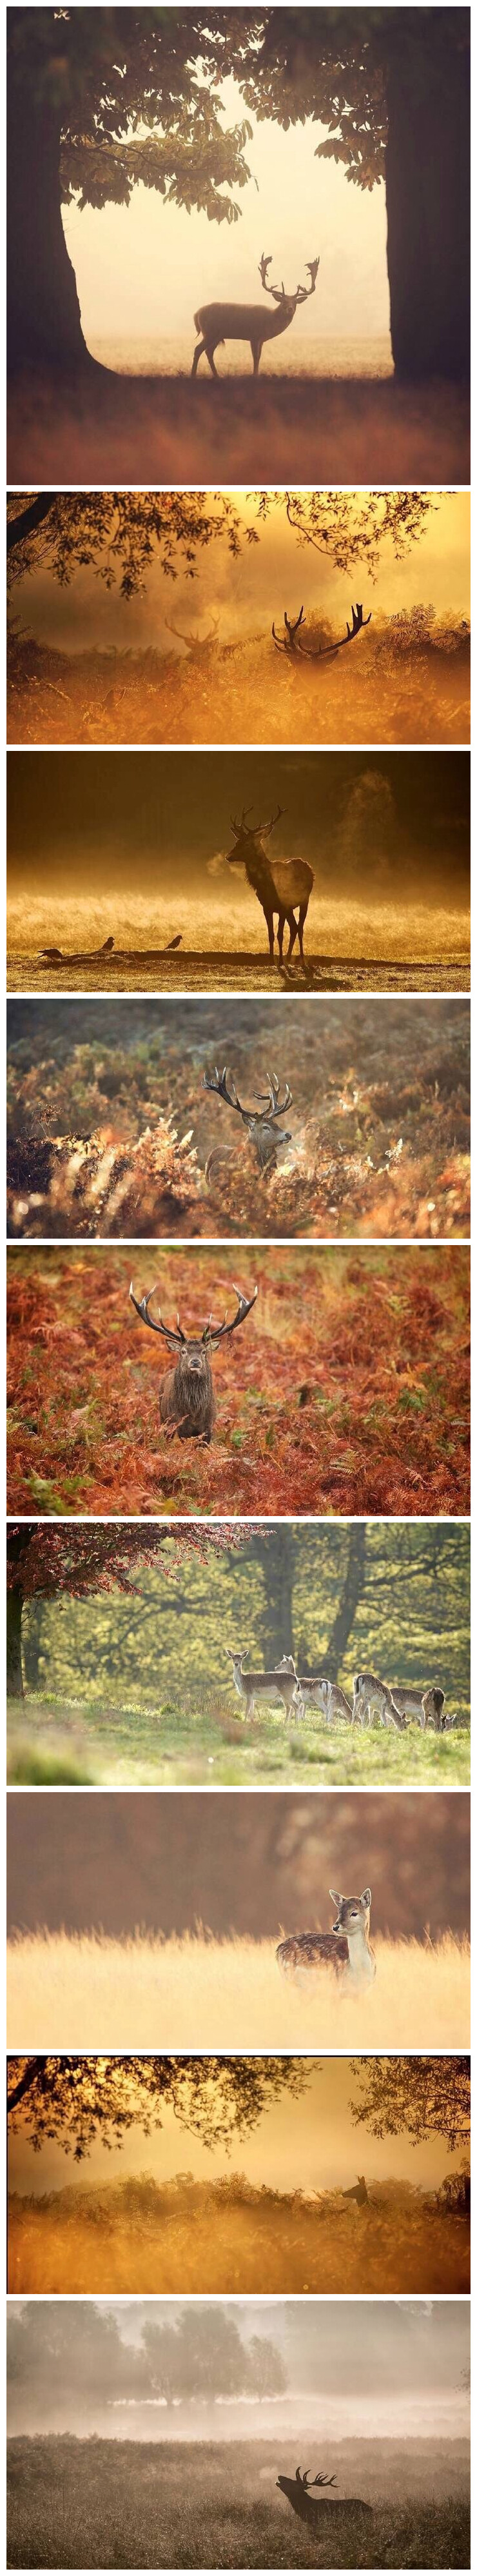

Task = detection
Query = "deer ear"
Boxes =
[329,1888,342,1906]
[360,1887,372,1908]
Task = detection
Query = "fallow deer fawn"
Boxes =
[226,1649,298,1724]
[277,1888,376,1991]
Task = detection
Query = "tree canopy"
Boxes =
[6,2053,306,2158]
[8,7,254,221]
[7,487,435,595]
[6,1520,249,1601]
[350,2054,470,2152]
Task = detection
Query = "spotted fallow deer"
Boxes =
[352,1670,408,1731]
[392,1682,446,1730]
[277,2468,373,2527]
[226,1650,299,1724]
[294,1677,354,1726]
[226,804,314,962]
[192,251,319,376]
[276,1888,376,1991]
[129,1279,257,1441]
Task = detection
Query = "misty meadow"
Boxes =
[6,490,471,752]
[7,2297,470,2568]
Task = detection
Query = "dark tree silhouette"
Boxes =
[7,9,253,376]
[223,8,470,382]
[6,486,434,595]
[350,2054,470,2152]
[6,2052,306,2156]
[6,1521,254,1698]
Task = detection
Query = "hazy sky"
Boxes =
[8,2053,459,2201]
[12,492,470,658]
[63,78,390,352]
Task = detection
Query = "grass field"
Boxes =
[6,1692,471,1789]
[8,2175,470,2299]
[6,2433,471,2568]
[7,366,471,486]
[6,1929,470,2052]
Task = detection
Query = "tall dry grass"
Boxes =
[6,1930,469,2051]
[8,2186,470,2299]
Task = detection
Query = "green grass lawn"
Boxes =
[6,1692,470,1788]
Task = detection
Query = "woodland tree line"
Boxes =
[9,1521,469,1712]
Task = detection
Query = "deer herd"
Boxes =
[226,1648,454,1733]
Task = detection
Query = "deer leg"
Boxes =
[277,910,287,962]
[204,343,219,379]
[286,910,299,959]
[265,911,275,958]
[251,341,262,375]
[298,903,308,961]
[191,341,204,377]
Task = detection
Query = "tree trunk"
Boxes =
[253,1530,296,1664]
[385,29,470,380]
[7,81,90,374]
[323,1526,367,1680]
[6,1587,24,1698]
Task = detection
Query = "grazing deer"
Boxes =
[226,805,314,963]
[391,1681,445,1730]
[295,1677,354,1726]
[277,1888,376,1991]
[226,1649,299,1724]
[203,1063,293,1179]
[272,600,371,657]
[192,250,319,377]
[352,1670,408,1731]
[277,2468,373,2526]
[129,1278,257,1441]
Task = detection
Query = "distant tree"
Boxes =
[240,1523,367,1675]
[248,2335,287,2400]
[350,2055,470,2153]
[6,487,434,597]
[142,2306,253,2406]
[7,2299,130,2408]
[6,1520,253,1698]
[6,2052,307,2157]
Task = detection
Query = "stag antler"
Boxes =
[260,1070,293,1117]
[297,2470,337,2491]
[260,804,284,835]
[297,603,372,661]
[295,257,320,303]
[129,1284,186,1344]
[203,1283,258,1346]
[229,803,257,837]
[164,614,219,649]
[202,1066,250,1124]
[272,606,306,653]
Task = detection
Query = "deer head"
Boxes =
[226,804,284,863]
[202,1063,293,1171]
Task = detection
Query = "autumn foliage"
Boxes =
[6,1244,469,1517]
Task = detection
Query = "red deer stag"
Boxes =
[129,1279,257,1442]
[164,614,220,659]
[192,251,319,377]
[277,1888,376,1991]
[202,1063,293,1175]
[277,2467,373,2527]
[272,601,371,656]
[226,806,314,963]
